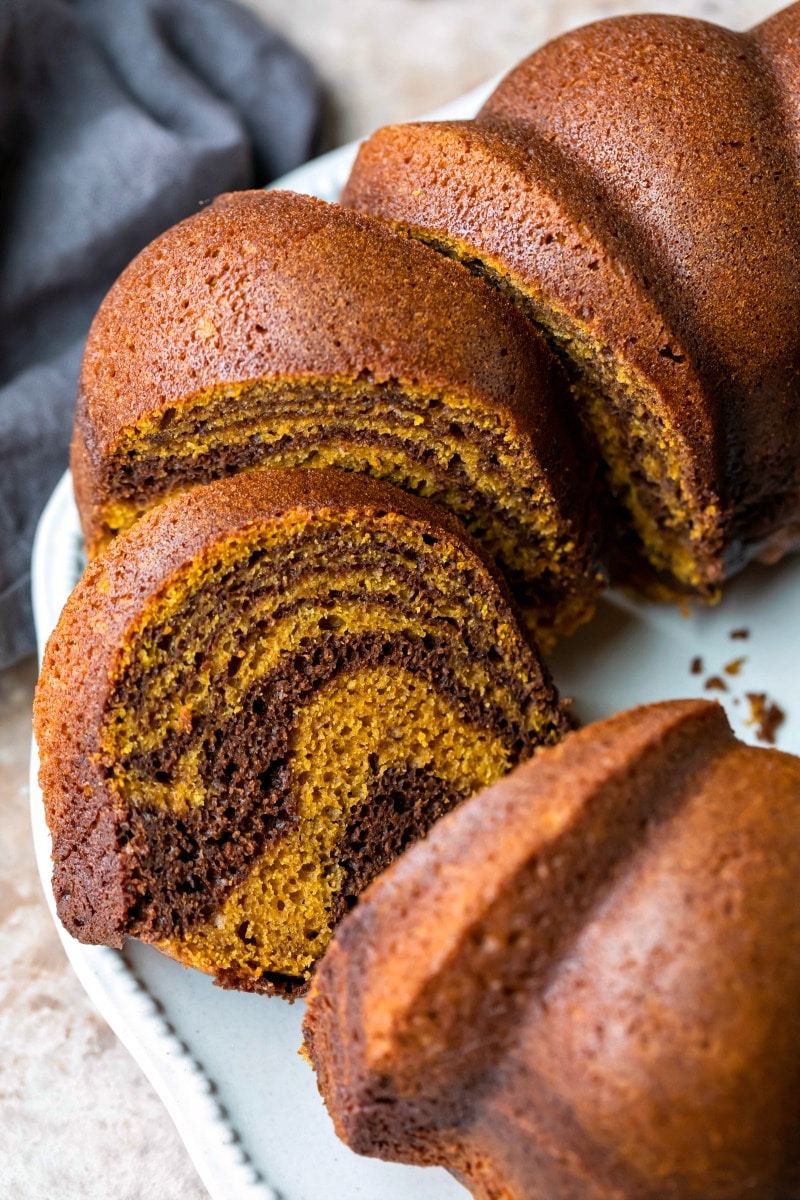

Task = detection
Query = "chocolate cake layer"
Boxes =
[121,631,527,940]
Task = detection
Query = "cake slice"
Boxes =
[304,699,800,1198]
[34,469,566,996]
[343,6,800,598]
[72,188,602,645]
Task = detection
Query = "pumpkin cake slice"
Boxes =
[72,188,602,645]
[343,6,800,598]
[34,469,566,996]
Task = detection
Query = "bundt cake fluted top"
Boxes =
[304,699,800,1199]
[343,2,800,596]
[72,188,601,644]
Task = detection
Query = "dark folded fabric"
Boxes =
[0,0,320,667]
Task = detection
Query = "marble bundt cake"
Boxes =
[34,468,566,996]
[304,700,800,1199]
[72,188,601,644]
[343,3,800,598]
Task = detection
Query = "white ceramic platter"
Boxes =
[29,80,800,1200]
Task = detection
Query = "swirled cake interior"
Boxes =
[74,189,603,645]
[410,236,713,592]
[94,376,584,641]
[85,487,562,994]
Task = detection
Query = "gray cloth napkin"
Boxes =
[0,0,320,668]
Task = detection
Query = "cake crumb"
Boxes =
[745,692,786,745]
[724,657,747,676]
[730,628,750,640]
[690,656,704,675]
[704,675,728,692]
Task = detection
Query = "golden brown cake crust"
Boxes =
[76,189,552,445]
[34,467,564,976]
[304,699,800,1199]
[73,189,589,536]
[343,4,800,588]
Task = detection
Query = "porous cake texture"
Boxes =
[34,469,566,996]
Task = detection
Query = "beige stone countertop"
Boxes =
[0,1,786,1196]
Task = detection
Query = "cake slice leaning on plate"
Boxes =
[34,468,566,997]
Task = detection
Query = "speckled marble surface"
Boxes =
[0,0,787,1196]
